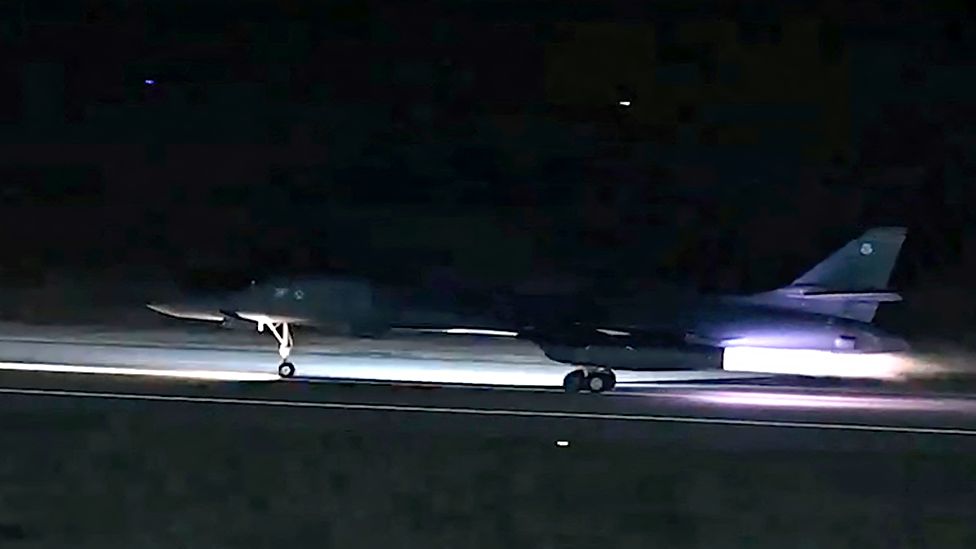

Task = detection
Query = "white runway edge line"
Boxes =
[0,361,280,382]
[2,388,976,437]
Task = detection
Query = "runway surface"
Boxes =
[2,321,976,453]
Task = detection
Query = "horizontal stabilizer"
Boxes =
[781,290,902,302]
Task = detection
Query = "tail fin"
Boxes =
[752,227,907,322]
[791,226,907,291]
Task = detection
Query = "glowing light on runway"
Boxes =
[0,361,280,382]
[722,346,916,379]
[695,391,860,409]
[688,390,974,411]
[555,440,570,447]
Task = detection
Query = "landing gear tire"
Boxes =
[563,369,586,393]
[278,361,296,378]
[588,370,616,393]
[563,369,616,393]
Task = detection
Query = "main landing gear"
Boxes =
[562,368,616,394]
[256,320,296,378]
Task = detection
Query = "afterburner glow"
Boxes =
[0,361,280,382]
[722,346,915,379]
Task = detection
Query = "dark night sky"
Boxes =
[0,1,973,306]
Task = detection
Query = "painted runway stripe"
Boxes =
[1,387,975,437]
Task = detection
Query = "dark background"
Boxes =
[0,0,973,331]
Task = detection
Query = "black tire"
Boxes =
[587,372,607,393]
[278,362,296,378]
[587,371,616,393]
[563,369,585,393]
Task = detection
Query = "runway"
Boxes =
[1,321,976,452]
[7,322,976,547]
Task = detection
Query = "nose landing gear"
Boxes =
[257,320,296,378]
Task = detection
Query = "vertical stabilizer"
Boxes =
[750,227,907,322]
[791,227,907,291]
